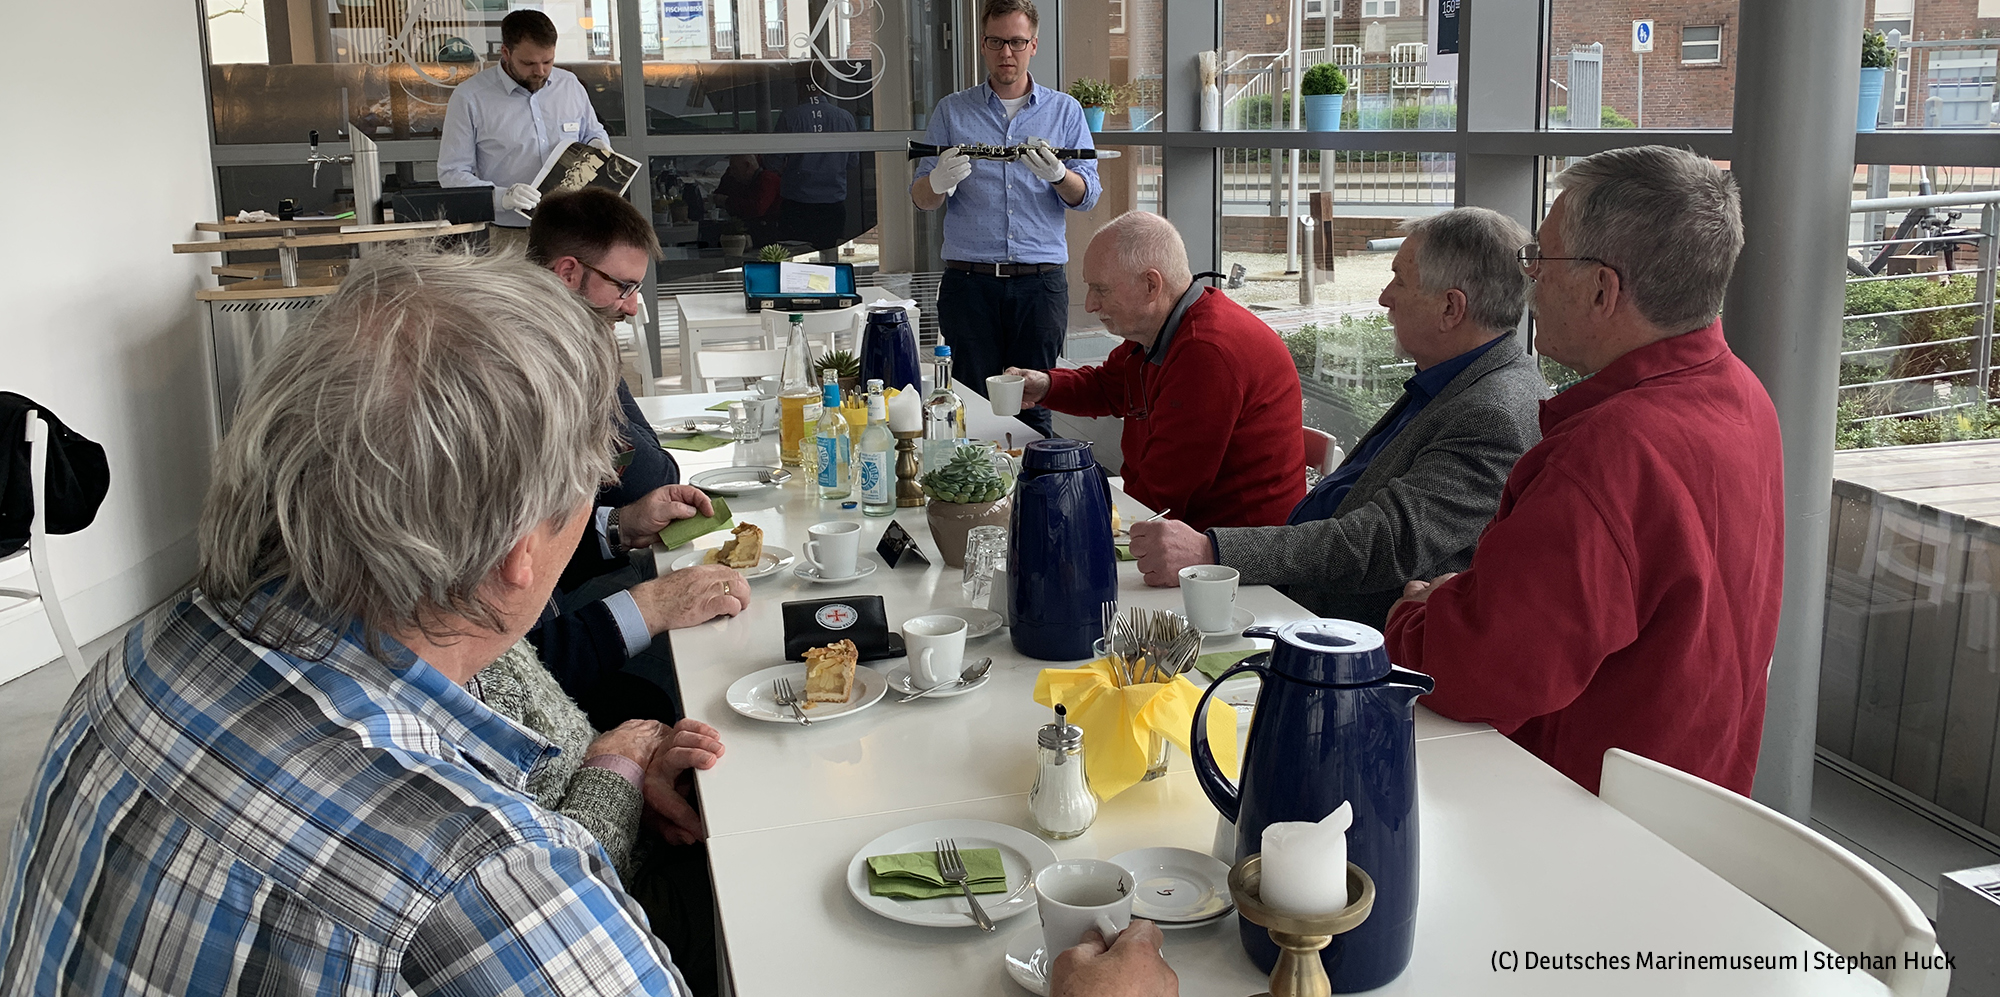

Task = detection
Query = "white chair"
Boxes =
[695,349,787,393]
[1599,748,1948,997]
[1303,426,1344,476]
[0,410,88,681]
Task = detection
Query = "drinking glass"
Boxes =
[962,526,1008,605]
[729,401,762,444]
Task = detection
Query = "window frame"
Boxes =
[1681,24,1722,65]
[1361,0,1400,18]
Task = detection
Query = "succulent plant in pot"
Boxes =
[921,445,1013,567]
[814,349,863,396]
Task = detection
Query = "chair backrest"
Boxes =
[697,349,787,392]
[1302,426,1343,476]
[1600,748,1946,997]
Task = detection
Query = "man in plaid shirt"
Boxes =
[1,250,701,996]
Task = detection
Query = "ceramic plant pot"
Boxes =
[926,496,1011,567]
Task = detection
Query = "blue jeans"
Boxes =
[936,267,1069,438]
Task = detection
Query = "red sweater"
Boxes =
[1385,322,1784,795]
[1042,288,1304,532]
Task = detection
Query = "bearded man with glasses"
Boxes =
[1385,146,1785,798]
[910,0,1100,438]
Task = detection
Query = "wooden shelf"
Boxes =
[174,221,484,254]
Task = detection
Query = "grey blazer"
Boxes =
[1210,334,1546,629]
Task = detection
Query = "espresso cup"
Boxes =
[987,374,1026,416]
[1034,859,1134,969]
[902,614,968,688]
[804,521,862,579]
[1179,564,1240,633]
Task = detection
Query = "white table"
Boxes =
[672,288,915,394]
[655,409,1884,995]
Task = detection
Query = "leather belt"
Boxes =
[946,260,1064,277]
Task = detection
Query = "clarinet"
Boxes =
[906,141,1123,161]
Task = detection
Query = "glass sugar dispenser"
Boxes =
[1029,704,1098,839]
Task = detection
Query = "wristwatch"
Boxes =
[606,508,629,556]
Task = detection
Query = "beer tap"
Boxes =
[306,130,353,188]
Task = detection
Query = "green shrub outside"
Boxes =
[1862,30,1896,70]
[1836,272,1994,449]
[1067,78,1119,109]
[1302,63,1349,96]
[1545,105,1637,128]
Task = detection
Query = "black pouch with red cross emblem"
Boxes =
[782,595,907,662]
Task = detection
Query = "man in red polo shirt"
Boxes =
[1385,146,1784,796]
[1005,211,1303,531]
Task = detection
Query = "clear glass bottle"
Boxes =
[1029,705,1097,839]
[814,372,851,500]
[858,379,896,516]
[923,345,968,474]
[778,313,819,467]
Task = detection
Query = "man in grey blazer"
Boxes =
[1128,206,1546,628]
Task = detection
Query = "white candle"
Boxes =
[887,385,923,432]
[1258,801,1353,916]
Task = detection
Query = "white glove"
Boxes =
[588,136,613,153]
[928,147,973,196]
[1020,139,1069,184]
[500,183,542,214]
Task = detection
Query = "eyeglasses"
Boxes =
[580,259,643,301]
[982,36,1034,52]
[1517,242,1618,280]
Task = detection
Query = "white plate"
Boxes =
[725,662,888,723]
[884,663,993,700]
[794,558,879,584]
[1109,847,1235,925]
[930,606,1003,639]
[1198,607,1258,639]
[845,819,1058,929]
[1003,926,1052,996]
[654,416,730,438]
[690,467,789,496]
[668,544,794,580]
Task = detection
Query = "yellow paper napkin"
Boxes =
[1032,658,1238,802]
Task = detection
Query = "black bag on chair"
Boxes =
[0,392,111,558]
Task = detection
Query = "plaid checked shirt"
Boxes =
[0,589,688,997]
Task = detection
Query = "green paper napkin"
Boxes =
[705,400,735,411]
[1195,649,1258,681]
[657,496,734,551]
[660,433,733,452]
[1115,543,1137,562]
[866,848,1008,900]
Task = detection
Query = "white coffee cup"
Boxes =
[804,521,862,579]
[1179,564,1241,633]
[902,614,968,688]
[987,374,1026,416]
[1034,859,1134,970]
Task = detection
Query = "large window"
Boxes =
[1681,25,1723,65]
[1546,1,1734,129]
[1219,0,1452,132]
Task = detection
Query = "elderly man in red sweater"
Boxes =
[1385,146,1785,796]
[1005,211,1303,531]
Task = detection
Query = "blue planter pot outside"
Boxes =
[1082,106,1106,131]
[1305,93,1344,131]
[1857,67,1885,131]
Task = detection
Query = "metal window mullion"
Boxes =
[1978,204,1998,402]
[614,0,662,381]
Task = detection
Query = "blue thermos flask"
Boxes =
[1008,439,1117,661]
[1188,619,1433,992]
[859,305,921,393]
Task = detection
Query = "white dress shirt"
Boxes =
[438,64,610,227]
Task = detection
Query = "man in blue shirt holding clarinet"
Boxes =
[910,0,1100,438]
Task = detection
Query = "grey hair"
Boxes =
[1554,145,1743,333]
[1099,211,1193,290]
[1398,207,1532,332]
[196,247,620,653]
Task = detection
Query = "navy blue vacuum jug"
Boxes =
[1008,439,1117,661]
[859,305,921,393]
[1189,619,1433,991]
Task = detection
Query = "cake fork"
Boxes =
[936,837,995,931]
[773,677,812,725]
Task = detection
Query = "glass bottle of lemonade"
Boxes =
[777,313,819,466]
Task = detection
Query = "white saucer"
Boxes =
[795,558,880,584]
[1109,847,1235,926]
[689,466,788,496]
[884,663,992,700]
[1003,926,1052,996]
[931,606,1003,639]
[668,544,794,580]
[845,819,1058,929]
[1198,607,1258,639]
[724,662,888,723]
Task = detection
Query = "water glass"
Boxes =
[729,401,762,444]
[962,526,1008,605]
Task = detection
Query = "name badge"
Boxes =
[562,121,580,133]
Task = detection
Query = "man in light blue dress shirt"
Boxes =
[439,10,611,240]
[911,0,1099,437]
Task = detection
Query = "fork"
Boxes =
[773,677,812,725]
[935,837,996,931]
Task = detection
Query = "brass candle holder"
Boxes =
[893,430,926,508]
[1226,854,1375,997]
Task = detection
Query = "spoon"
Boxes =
[899,657,994,702]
